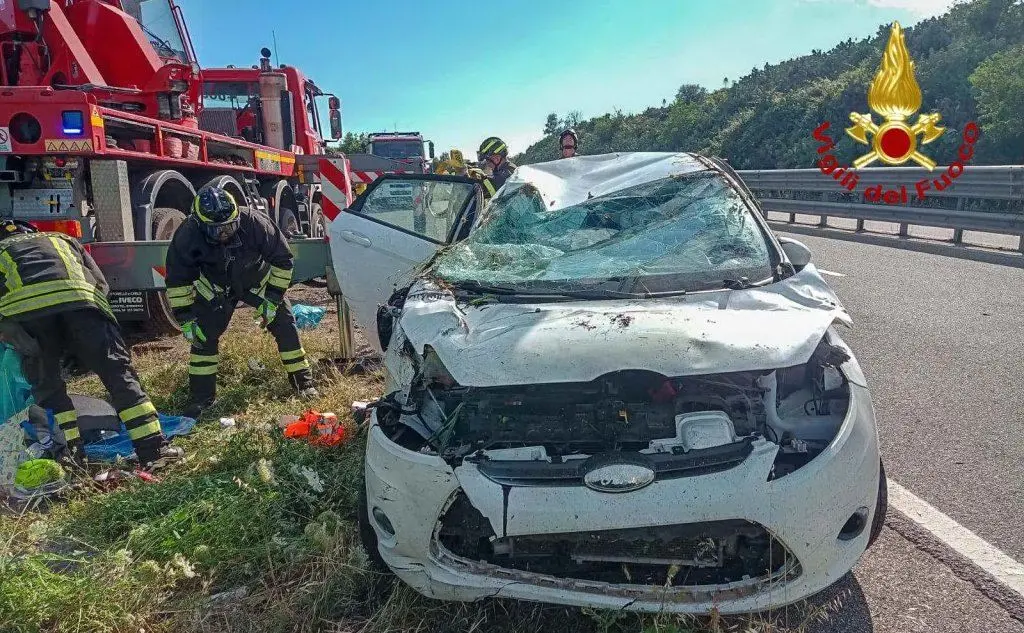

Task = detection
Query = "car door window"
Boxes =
[354,178,477,244]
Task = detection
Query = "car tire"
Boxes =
[868,459,888,548]
[358,479,391,574]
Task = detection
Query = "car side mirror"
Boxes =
[428,141,435,159]
[778,237,812,270]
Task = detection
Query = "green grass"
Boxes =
[0,303,845,633]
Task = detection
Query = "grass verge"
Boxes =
[1,299,847,633]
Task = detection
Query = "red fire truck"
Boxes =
[0,0,353,331]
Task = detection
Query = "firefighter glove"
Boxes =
[181,320,207,344]
[255,299,278,329]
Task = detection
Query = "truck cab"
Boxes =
[366,132,434,174]
[199,53,338,156]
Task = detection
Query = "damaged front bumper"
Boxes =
[363,383,879,614]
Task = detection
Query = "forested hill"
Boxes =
[515,0,1024,168]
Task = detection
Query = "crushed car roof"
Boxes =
[495,152,712,213]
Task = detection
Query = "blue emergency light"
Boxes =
[61,110,85,136]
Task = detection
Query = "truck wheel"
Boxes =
[148,207,187,335]
[278,207,301,237]
[310,202,326,238]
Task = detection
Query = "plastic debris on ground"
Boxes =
[281,410,351,447]
[11,458,68,501]
[220,417,236,429]
[0,342,33,425]
[15,459,64,488]
[290,464,325,493]
[93,468,160,489]
[1,342,48,498]
[83,414,196,462]
[292,304,327,329]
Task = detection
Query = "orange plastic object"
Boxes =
[283,410,350,447]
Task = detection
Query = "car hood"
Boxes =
[398,264,850,387]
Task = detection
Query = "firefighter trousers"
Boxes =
[17,309,163,451]
[187,292,313,405]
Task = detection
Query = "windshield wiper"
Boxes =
[140,25,178,57]
[453,281,644,301]
[720,277,775,290]
[456,283,692,302]
[722,277,752,290]
[451,281,520,296]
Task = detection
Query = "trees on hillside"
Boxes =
[542,111,584,137]
[970,45,1024,162]
[514,0,1024,168]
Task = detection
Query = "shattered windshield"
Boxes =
[429,170,774,295]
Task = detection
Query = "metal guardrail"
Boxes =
[736,166,1024,252]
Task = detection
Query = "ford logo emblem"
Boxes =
[583,463,656,493]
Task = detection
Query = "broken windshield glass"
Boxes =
[429,170,774,295]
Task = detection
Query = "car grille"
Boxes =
[436,492,800,589]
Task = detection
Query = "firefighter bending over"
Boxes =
[165,187,318,418]
[0,219,182,469]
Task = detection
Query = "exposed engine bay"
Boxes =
[375,336,852,478]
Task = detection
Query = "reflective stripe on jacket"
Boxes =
[0,232,114,322]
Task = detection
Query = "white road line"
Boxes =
[890,480,1024,598]
[818,269,846,277]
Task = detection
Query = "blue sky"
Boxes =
[175,0,957,157]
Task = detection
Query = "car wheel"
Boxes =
[868,459,888,548]
[358,479,391,573]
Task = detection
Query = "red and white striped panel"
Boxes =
[349,169,407,185]
[318,158,354,222]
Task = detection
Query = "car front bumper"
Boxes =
[363,382,880,614]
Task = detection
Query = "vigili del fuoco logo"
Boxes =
[812,22,980,204]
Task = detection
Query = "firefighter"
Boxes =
[165,186,318,418]
[476,136,517,199]
[0,219,181,468]
[559,128,579,158]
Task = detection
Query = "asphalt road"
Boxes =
[773,229,1024,632]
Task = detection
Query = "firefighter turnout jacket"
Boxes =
[483,160,517,198]
[0,231,114,322]
[0,231,163,453]
[164,208,313,405]
[164,208,294,322]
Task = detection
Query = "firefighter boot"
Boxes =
[182,398,215,420]
[134,437,185,472]
[289,370,318,399]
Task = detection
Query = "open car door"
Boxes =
[327,174,481,353]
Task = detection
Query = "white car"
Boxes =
[329,153,886,615]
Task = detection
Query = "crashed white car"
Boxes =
[329,152,886,614]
